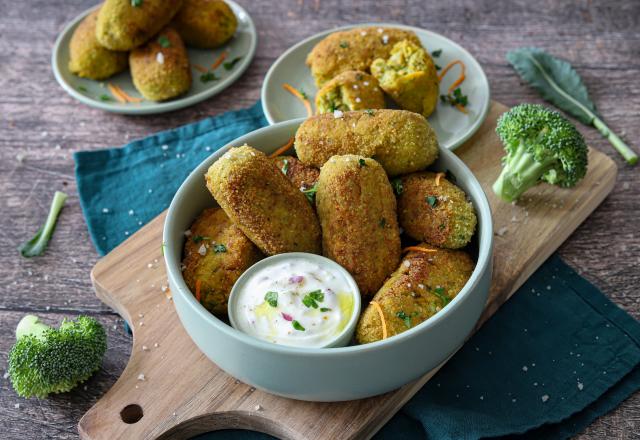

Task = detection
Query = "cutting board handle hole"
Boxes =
[120,404,144,424]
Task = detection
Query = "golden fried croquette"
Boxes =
[206,145,322,255]
[68,10,128,80]
[316,155,401,297]
[315,70,385,114]
[356,245,474,343]
[271,155,319,192]
[96,0,183,51]
[371,40,439,117]
[182,207,262,315]
[398,172,477,249]
[129,27,191,101]
[172,0,237,48]
[294,109,439,176]
[306,27,421,86]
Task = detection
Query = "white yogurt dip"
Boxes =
[230,255,358,347]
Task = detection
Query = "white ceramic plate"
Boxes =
[261,23,490,150]
[52,1,257,115]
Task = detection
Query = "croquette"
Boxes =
[306,27,421,86]
[68,10,128,80]
[315,70,385,114]
[316,155,401,297]
[172,0,237,49]
[182,207,262,315]
[356,245,474,344]
[371,40,439,118]
[129,27,191,101]
[398,172,477,249]
[206,145,322,255]
[294,109,439,176]
[271,155,320,192]
[96,0,183,51]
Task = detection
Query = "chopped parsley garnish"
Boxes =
[426,195,438,207]
[77,85,88,92]
[157,35,171,48]
[223,57,242,70]
[339,41,349,48]
[299,89,308,100]
[435,64,442,71]
[358,158,367,167]
[440,88,468,108]
[302,290,324,308]
[192,235,210,243]
[131,0,143,6]
[396,311,412,329]
[364,109,375,116]
[391,178,403,195]
[281,158,289,175]
[292,320,305,331]
[431,286,450,306]
[320,307,331,312]
[379,218,386,228]
[302,182,318,203]
[99,94,111,101]
[438,223,446,231]
[213,243,227,253]
[264,291,278,307]
[431,49,442,57]
[200,72,220,83]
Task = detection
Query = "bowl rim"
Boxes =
[227,252,362,348]
[163,117,493,357]
[260,21,491,151]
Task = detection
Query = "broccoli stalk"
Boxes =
[493,104,588,202]
[8,315,107,398]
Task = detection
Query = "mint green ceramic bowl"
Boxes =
[163,119,493,401]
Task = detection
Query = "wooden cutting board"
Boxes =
[79,101,617,440]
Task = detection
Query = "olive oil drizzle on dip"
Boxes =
[233,259,355,347]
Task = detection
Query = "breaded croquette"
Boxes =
[182,207,262,315]
[172,0,237,48]
[68,10,128,80]
[271,155,319,192]
[306,27,421,86]
[96,0,183,51]
[294,109,439,176]
[316,155,401,297]
[398,172,477,249]
[206,145,322,255]
[371,40,440,118]
[315,70,385,114]
[356,245,474,343]
[129,27,191,101]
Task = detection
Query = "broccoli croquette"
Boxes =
[371,40,439,118]
[294,109,439,176]
[315,71,385,114]
[69,10,128,80]
[271,155,319,192]
[398,172,477,249]
[129,27,191,101]
[172,0,237,48]
[356,245,474,344]
[96,0,183,51]
[306,27,421,86]
[316,155,401,297]
[182,207,262,314]
[206,145,322,256]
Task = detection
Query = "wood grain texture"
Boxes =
[75,102,616,440]
[0,0,638,438]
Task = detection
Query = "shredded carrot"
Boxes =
[107,83,128,104]
[211,51,228,70]
[269,137,295,158]
[113,84,143,103]
[195,279,202,303]
[282,83,313,117]
[455,103,469,114]
[403,246,438,254]
[192,63,209,73]
[370,301,388,340]
[435,172,445,186]
[438,60,466,93]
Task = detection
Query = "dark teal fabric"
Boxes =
[74,102,640,439]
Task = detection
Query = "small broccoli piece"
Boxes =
[493,104,588,202]
[8,315,107,398]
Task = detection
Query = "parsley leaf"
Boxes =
[192,235,210,243]
[281,159,289,175]
[379,218,386,228]
[302,290,324,308]
[320,307,331,312]
[358,158,367,167]
[339,41,349,48]
[302,182,318,203]
[426,195,438,208]
[431,286,450,306]
[200,72,220,83]
[292,320,306,331]
[440,88,469,108]
[157,35,171,48]
[131,0,143,6]
[223,57,242,70]
[264,291,278,307]
[364,109,375,116]
[431,49,442,57]
[391,178,403,195]
[99,94,111,101]
[396,311,412,329]
[213,243,227,253]
[77,85,88,92]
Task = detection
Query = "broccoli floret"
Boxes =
[493,104,588,202]
[8,315,107,398]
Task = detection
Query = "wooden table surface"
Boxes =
[1,0,638,438]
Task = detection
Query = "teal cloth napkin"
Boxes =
[74,102,640,440]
